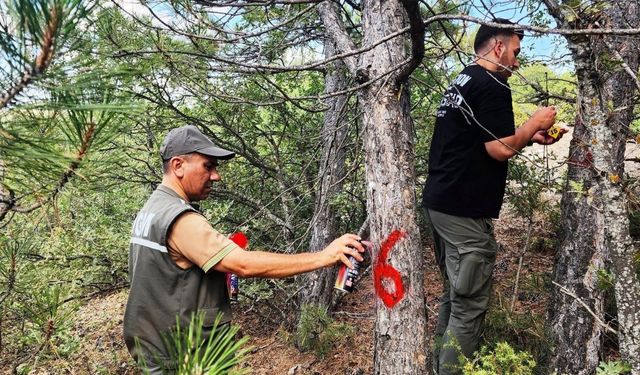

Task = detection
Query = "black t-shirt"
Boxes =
[422,64,515,218]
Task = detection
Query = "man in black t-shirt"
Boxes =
[422,19,566,374]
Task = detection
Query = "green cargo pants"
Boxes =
[425,209,498,375]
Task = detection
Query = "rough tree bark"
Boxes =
[600,3,640,369]
[297,38,350,311]
[319,0,428,373]
[543,1,640,372]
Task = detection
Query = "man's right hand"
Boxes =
[530,106,557,130]
[321,234,366,269]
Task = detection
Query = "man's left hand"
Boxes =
[531,124,570,145]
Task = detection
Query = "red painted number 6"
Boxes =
[373,230,406,308]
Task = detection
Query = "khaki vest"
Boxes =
[123,185,231,368]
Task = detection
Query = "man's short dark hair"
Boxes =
[474,18,524,53]
[162,153,193,174]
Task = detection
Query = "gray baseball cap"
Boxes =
[160,125,235,160]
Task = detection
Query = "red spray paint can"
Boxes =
[228,273,239,302]
[228,232,248,302]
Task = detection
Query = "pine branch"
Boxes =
[2,122,97,219]
[0,6,59,109]
[54,122,96,194]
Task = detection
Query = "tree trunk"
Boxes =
[545,1,640,372]
[601,3,640,369]
[359,1,427,373]
[319,0,428,372]
[548,66,607,374]
[297,39,350,310]
[360,88,427,374]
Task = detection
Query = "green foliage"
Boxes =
[18,286,80,358]
[506,158,550,221]
[510,199,561,254]
[0,180,147,367]
[521,272,552,298]
[510,65,576,128]
[236,277,278,304]
[597,57,623,78]
[527,235,557,254]
[505,157,561,254]
[596,360,631,375]
[596,268,615,292]
[0,236,32,302]
[1,0,95,74]
[568,180,586,196]
[628,208,640,240]
[294,304,354,358]
[3,281,80,372]
[462,342,536,375]
[482,300,550,373]
[140,312,250,375]
[515,0,553,28]
[629,116,640,135]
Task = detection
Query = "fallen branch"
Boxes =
[552,281,618,335]
[251,337,278,354]
[333,310,374,318]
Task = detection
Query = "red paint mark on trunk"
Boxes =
[374,230,406,308]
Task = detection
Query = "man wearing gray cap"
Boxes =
[123,125,365,373]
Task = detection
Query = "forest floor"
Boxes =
[9,128,638,374]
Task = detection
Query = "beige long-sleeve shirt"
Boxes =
[166,212,241,272]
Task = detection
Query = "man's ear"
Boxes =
[171,157,186,178]
[493,38,505,58]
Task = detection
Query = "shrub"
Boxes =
[596,360,631,375]
[462,342,536,375]
[482,299,550,373]
[294,304,354,358]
